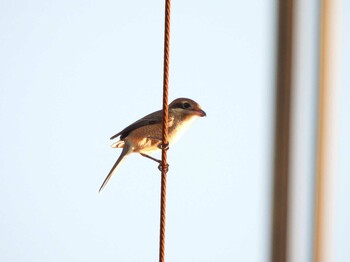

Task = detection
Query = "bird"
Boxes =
[99,97,206,192]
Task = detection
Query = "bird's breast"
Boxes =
[168,116,198,145]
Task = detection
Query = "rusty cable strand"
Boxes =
[159,0,171,261]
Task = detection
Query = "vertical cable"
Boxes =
[271,0,294,261]
[159,0,171,261]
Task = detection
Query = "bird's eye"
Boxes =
[183,102,191,109]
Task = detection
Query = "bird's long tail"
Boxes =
[99,144,130,192]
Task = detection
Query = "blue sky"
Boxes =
[0,1,348,261]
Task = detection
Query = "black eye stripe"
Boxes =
[172,103,182,108]
[171,102,189,109]
[183,102,191,109]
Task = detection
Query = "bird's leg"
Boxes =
[140,153,169,172]
[144,137,169,172]
[140,153,161,164]
[144,137,170,171]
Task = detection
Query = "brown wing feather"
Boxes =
[110,109,163,140]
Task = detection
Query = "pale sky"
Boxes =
[0,1,349,261]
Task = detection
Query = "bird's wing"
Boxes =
[110,109,163,140]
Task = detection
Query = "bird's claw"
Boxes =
[158,163,169,173]
[158,142,169,150]
[147,136,169,151]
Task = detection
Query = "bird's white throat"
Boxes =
[169,116,198,145]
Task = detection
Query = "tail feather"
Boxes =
[111,140,124,148]
[99,145,130,192]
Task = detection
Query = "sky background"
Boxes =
[0,0,348,261]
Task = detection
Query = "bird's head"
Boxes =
[169,98,206,118]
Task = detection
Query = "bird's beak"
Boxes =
[193,108,206,117]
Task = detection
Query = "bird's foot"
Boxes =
[158,163,169,173]
[157,142,169,150]
[147,136,169,151]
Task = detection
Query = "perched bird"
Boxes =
[99,97,206,192]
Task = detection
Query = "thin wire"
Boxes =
[159,0,171,261]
